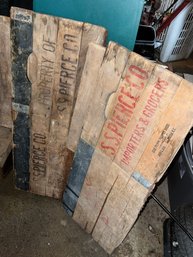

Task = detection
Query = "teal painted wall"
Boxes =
[33,0,144,50]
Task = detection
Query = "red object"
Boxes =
[156,0,191,36]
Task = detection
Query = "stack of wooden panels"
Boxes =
[63,42,193,253]
[0,16,12,173]
[11,7,106,197]
[7,7,193,254]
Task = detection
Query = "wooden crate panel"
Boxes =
[91,79,193,254]
[71,43,193,254]
[11,7,106,197]
[72,47,158,224]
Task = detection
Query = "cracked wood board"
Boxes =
[0,16,12,129]
[87,67,182,227]
[63,42,130,214]
[66,43,106,153]
[73,48,160,228]
[71,48,191,253]
[11,7,106,198]
[72,23,107,106]
[65,43,160,216]
[91,78,193,254]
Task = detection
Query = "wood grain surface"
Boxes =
[0,16,12,129]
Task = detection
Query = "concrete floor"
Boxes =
[0,170,169,257]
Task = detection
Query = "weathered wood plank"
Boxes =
[0,126,12,169]
[46,18,83,199]
[135,79,193,185]
[64,42,129,214]
[48,18,83,148]
[0,17,12,175]
[73,149,118,232]
[0,16,12,129]
[28,12,59,196]
[11,7,33,190]
[64,23,107,152]
[92,172,148,254]
[67,43,106,152]
[72,23,107,105]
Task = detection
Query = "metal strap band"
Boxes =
[132,171,151,189]
[12,103,29,114]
